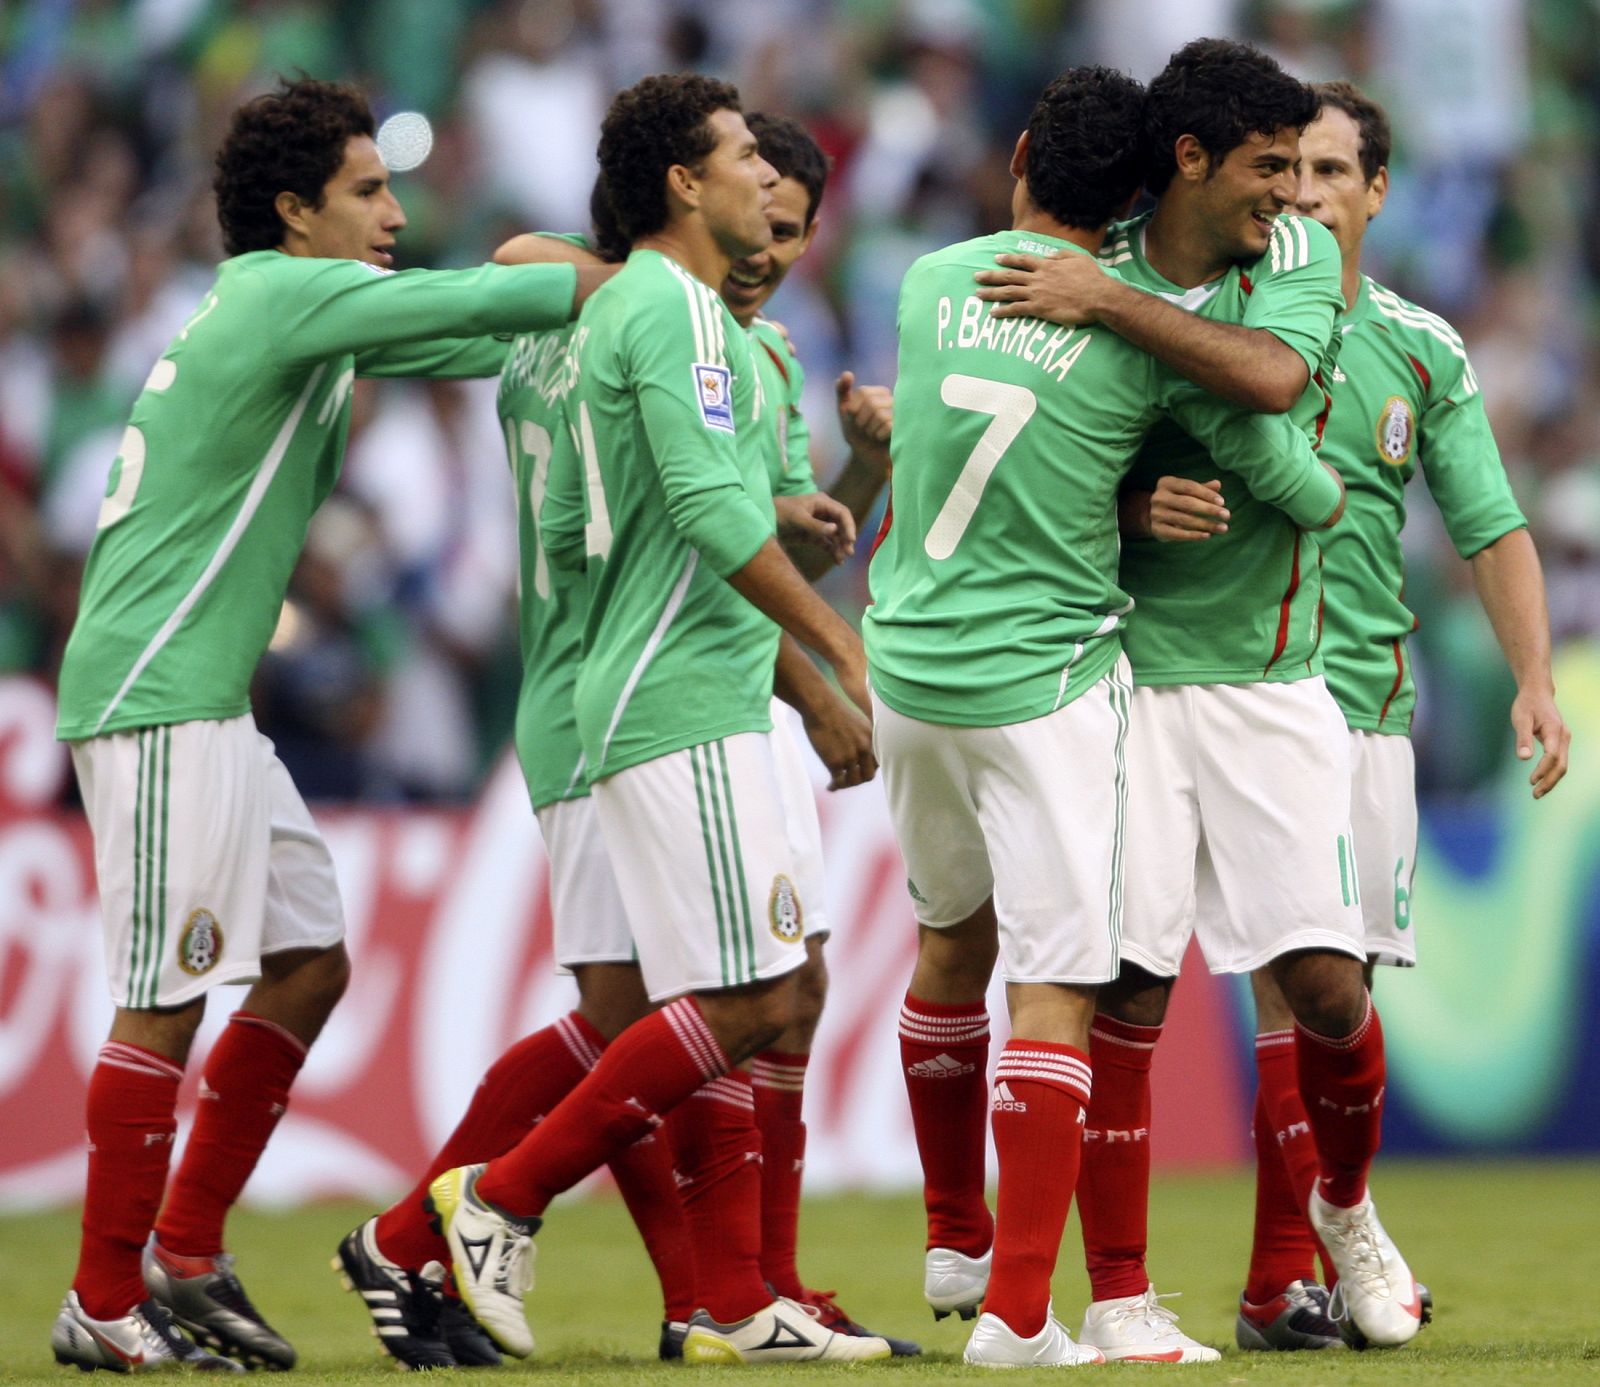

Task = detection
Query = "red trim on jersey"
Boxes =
[868,489,894,558]
[1262,533,1302,677]
[1377,638,1406,727]
[1239,270,1254,296]
[1405,353,1431,392]
[1311,548,1325,673]
[757,335,792,386]
[1312,370,1333,450]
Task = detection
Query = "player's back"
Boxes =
[866,230,1159,728]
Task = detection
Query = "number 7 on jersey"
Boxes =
[924,374,1037,560]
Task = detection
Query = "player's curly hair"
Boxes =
[1022,67,1147,230]
[747,113,830,229]
[1143,38,1316,195]
[598,73,742,244]
[1314,80,1392,184]
[213,77,375,256]
[588,176,631,263]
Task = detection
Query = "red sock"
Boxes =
[153,1014,306,1259]
[664,1072,768,1323]
[375,1012,601,1269]
[898,995,992,1255]
[475,998,727,1218]
[981,1041,1092,1338]
[74,1043,183,1319]
[1245,1033,1318,1301]
[610,1126,698,1323]
[1296,995,1386,1209]
[1076,1015,1158,1303]
[750,1050,808,1299]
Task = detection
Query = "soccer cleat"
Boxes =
[437,1295,503,1368]
[963,1309,1104,1368]
[924,1245,991,1321]
[1236,1279,1343,1351]
[659,1319,688,1360]
[1309,1187,1423,1349]
[141,1238,295,1370]
[426,1164,537,1359]
[331,1217,455,1371]
[1078,1285,1221,1362]
[794,1287,922,1356]
[51,1291,245,1373]
[681,1297,892,1363]
[1418,1281,1434,1325]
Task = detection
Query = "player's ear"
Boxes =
[1366,165,1389,222]
[1009,130,1030,180]
[274,190,313,243]
[665,161,701,214]
[1173,133,1209,184]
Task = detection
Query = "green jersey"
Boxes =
[747,318,816,497]
[1320,276,1524,733]
[543,250,778,781]
[865,230,1342,728]
[1103,212,1344,686]
[56,251,577,741]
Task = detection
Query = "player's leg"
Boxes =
[54,720,263,1373]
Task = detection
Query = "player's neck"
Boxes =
[633,227,734,293]
[1341,254,1362,312]
[1144,199,1229,289]
[1010,210,1104,255]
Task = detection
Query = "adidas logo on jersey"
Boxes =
[992,1082,1028,1113]
[908,1053,976,1079]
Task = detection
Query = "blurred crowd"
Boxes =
[2,0,1598,801]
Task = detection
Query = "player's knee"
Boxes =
[793,941,828,1028]
[1098,963,1172,1027]
[1275,951,1366,1038]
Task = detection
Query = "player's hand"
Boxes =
[802,686,878,790]
[1149,477,1229,541]
[974,251,1112,323]
[1512,687,1570,798]
[775,492,856,565]
[836,371,893,473]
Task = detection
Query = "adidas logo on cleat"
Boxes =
[991,1082,1028,1113]
[908,1053,976,1079]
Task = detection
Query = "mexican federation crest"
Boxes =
[768,874,804,943]
[1376,395,1415,466]
[178,908,224,976]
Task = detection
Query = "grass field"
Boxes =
[5,1160,1598,1384]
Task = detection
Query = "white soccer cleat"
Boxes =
[1308,1186,1423,1349]
[51,1291,245,1373]
[924,1245,992,1320]
[1078,1285,1221,1362]
[681,1297,891,1363]
[963,1310,1104,1368]
[425,1164,537,1359]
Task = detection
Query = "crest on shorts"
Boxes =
[177,909,223,976]
[1375,395,1414,466]
[768,874,803,943]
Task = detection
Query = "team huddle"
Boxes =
[48,33,1569,1376]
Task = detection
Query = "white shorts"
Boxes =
[592,732,807,1003]
[872,657,1132,986]
[770,698,830,941]
[536,795,636,970]
[1119,678,1366,977]
[1349,729,1418,967]
[71,714,345,1010]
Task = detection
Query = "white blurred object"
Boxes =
[376,112,435,173]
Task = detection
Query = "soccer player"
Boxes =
[48,77,605,1373]
[870,65,1344,1368]
[973,39,1424,1355]
[424,74,890,1365]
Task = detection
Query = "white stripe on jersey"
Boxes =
[597,550,699,770]
[91,364,328,736]
[1293,216,1309,269]
[665,258,707,362]
[1367,281,1478,395]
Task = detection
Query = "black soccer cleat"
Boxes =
[332,1218,455,1371]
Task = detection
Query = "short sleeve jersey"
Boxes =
[865,230,1341,728]
[1319,276,1525,733]
[55,252,576,741]
[747,318,817,497]
[554,250,779,781]
[1103,213,1345,687]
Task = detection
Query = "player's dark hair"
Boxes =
[213,77,376,255]
[747,112,830,228]
[1022,67,1147,230]
[1314,80,1392,184]
[598,73,742,244]
[1143,38,1316,195]
[588,176,630,263]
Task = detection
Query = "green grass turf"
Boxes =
[4,1160,1597,1383]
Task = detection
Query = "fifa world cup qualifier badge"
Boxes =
[768,873,804,942]
[694,363,735,433]
[177,908,224,975]
[1376,395,1415,466]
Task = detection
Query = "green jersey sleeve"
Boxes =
[356,336,510,379]
[1243,217,1345,378]
[748,319,817,497]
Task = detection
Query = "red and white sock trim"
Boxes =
[1088,1015,1162,1051]
[555,1013,603,1071]
[994,1046,1092,1106]
[689,1073,755,1112]
[750,1056,807,1093]
[231,1012,310,1058]
[98,1041,184,1084]
[1296,993,1375,1052]
[898,1000,989,1046]
[663,998,729,1082]
[1254,1029,1295,1055]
